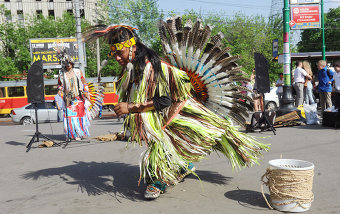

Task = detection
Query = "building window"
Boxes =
[80,9,84,18]
[67,9,73,15]
[48,10,55,17]
[5,0,10,2]
[36,10,42,18]
[36,0,41,1]
[66,0,72,1]
[17,10,24,20]
[49,0,53,2]
[5,10,12,21]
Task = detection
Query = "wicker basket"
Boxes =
[267,159,314,212]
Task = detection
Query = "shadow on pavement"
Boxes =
[21,161,234,202]
[22,161,145,202]
[295,124,336,130]
[224,189,270,210]
[22,133,66,141]
[5,141,26,146]
[187,170,232,185]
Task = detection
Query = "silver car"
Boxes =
[264,87,280,110]
[11,101,59,125]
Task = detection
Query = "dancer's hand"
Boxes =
[114,102,129,116]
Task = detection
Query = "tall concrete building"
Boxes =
[0,0,99,24]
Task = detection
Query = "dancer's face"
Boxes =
[113,47,130,66]
[66,63,73,71]
[111,45,136,67]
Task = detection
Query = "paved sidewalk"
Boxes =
[0,118,339,214]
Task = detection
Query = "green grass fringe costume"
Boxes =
[118,61,270,185]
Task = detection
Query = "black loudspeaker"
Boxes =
[254,53,270,94]
[27,60,45,103]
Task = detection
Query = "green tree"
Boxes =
[298,6,340,52]
[168,11,283,83]
[211,13,283,83]
[0,1,284,83]
[0,10,120,80]
[0,21,31,79]
[90,0,165,76]
[106,0,163,45]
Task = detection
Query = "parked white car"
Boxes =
[11,101,59,125]
[264,87,279,110]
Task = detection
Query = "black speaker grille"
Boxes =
[27,60,45,103]
[254,53,270,94]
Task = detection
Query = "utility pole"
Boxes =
[321,0,326,60]
[97,38,101,82]
[74,0,85,74]
[277,0,296,116]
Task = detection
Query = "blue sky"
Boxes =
[157,0,340,18]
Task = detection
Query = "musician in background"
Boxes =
[58,59,91,141]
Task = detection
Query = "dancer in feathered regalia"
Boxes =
[84,17,270,199]
[56,51,104,141]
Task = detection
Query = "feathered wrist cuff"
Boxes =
[127,101,155,113]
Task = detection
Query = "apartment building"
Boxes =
[0,0,99,24]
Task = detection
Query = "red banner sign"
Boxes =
[290,5,320,29]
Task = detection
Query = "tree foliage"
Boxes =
[298,6,340,52]
[206,13,283,82]
[105,0,163,45]
[0,0,284,84]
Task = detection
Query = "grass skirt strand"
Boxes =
[120,62,270,184]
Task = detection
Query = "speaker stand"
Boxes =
[62,136,72,149]
[26,103,59,152]
[248,94,276,135]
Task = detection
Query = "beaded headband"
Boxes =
[109,37,136,57]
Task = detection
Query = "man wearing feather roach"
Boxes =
[84,18,269,199]
[58,59,91,141]
[55,49,105,142]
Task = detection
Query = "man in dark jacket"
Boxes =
[317,60,334,111]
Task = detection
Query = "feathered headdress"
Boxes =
[158,16,253,126]
[83,25,139,93]
[83,24,138,45]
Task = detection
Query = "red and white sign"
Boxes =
[291,5,320,23]
[289,20,296,27]
[290,5,321,29]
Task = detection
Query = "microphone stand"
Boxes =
[61,66,72,148]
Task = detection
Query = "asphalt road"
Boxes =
[0,116,339,214]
